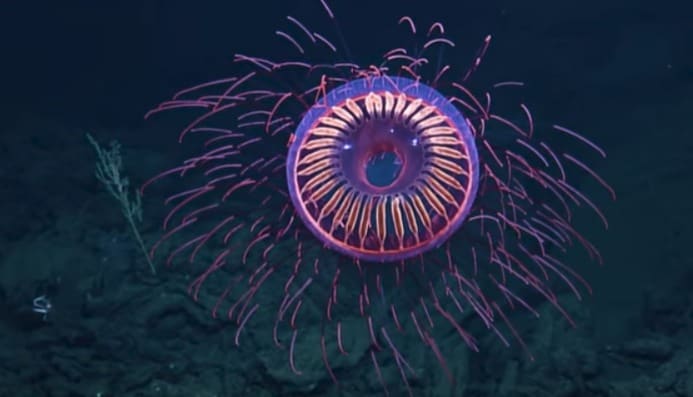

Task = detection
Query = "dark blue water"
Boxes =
[1,1,691,396]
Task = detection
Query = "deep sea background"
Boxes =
[1,0,691,396]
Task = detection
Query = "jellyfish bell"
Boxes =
[286,76,480,263]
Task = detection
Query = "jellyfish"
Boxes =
[142,1,614,395]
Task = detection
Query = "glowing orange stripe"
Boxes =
[331,189,356,234]
[391,196,404,245]
[425,175,457,205]
[344,193,363,240]
[429,146,465,159]
[319,185,346,220]
[429,156,465,175]
[308,177,338,202]
[411,195,432,234]
[310,127,345,138]
[420,185,447,219]
[429,167,464,191]
[303,169,333,192]
[358,197,373,247]
[402,198,419,242]
[299,148,337,165]
[304,138,340,150]
[375,197,387,248]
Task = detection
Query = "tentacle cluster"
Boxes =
[143,1,613,395]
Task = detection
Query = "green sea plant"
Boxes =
[86,133,156,275]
